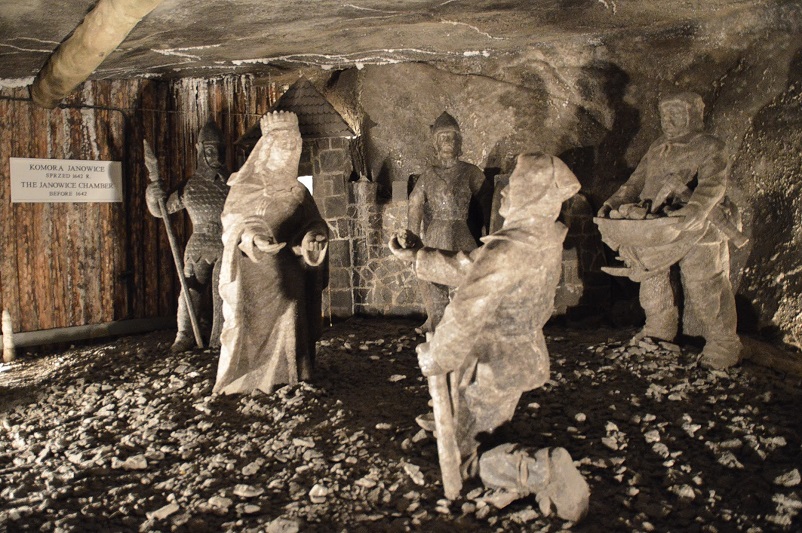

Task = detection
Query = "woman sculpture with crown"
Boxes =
[214,111,328,395]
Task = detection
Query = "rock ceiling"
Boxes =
[0,0,795,85]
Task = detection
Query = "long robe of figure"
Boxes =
[393,154,590,522]
[413,154,579,459]
[214,111,328,395]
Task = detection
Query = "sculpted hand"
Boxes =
[416,342,446,377]
[596,204,612,218]
[144,182,167,218]
[303,231,328,252]
[388,230,422,263]
[240,231,284,262]
[668,203,706,232]
[300,231,327,267]
[146,181,166,203]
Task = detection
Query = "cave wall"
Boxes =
[316,4,802,343]
[730,53,802,347]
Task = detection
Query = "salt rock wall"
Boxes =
[343,60,613,197]
[319,6,802,341]
[731,55,802,348]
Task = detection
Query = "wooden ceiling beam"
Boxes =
[31,0,162,109]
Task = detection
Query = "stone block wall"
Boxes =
[310,137,354,317]
[351,191,423,317]
[310,139,609,321]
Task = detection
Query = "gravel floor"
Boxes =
[1,317,800,532]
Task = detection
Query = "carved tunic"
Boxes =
[171,175,228,264]
[415,220,566,393]
[409,161,486,251]
[606,131,729,264]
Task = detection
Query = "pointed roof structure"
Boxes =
[236,78,355,149]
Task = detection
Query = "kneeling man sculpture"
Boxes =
[390,153,590,522]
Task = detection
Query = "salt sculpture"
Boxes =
[214,111,328,394]
[145,120,229,351]
[595,92,745,370]
[390,153,590,522]
[407,111,490,332]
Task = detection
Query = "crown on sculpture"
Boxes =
[260,111,299,135]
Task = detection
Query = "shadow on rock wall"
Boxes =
[586,61,641,209]
[731,48,802,348]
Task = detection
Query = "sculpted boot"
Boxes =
[479,444,590,522]
[700,335,742,370]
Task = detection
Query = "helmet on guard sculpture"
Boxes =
[198,120,224,145]
[430,111,461,136]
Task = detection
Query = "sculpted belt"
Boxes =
[194,221,222,234]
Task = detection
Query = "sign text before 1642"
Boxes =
[10,157,123,203]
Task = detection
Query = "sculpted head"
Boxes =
[196,120,225,176]
[500,153,580,223]
[659,92,704,139]
[256,111,303,176]
[430,111,462,165]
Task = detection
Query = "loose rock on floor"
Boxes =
[0,318,800,532]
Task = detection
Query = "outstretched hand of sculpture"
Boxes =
[299,230,328,267]
[388,229,422,263]
[238,217,285,262]
[389,230,444,376]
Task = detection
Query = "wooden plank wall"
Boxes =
[0,76,278,334]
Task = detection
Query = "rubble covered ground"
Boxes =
[0,318,800,532]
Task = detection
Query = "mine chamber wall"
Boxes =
[2,13,801,347]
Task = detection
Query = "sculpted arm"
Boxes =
[668,138,728,231]
[408,177,425,237]
[598,150,650,216]
[417,247,510,375]
[685,139,728,216]
[414,248,474,288]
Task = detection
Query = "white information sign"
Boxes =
[10,157,123,203]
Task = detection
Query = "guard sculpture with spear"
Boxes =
[144,120,230,352]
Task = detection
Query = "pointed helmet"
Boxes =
[198,120,224,145]
[430,111,461,135]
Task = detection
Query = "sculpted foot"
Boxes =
[538,448,590,523]
[170,334,195,353]
[699,337,742,370]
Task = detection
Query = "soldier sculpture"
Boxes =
[408,112,490,332]
[145,120,229,352]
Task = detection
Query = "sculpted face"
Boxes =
[434,130,460,163]
[266,133,295,169]
[660,102,691,139]
[254,129,301,178]
[201,142,223,171]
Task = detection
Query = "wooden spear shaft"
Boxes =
[143,140,204,349]
[425,333,462,499]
